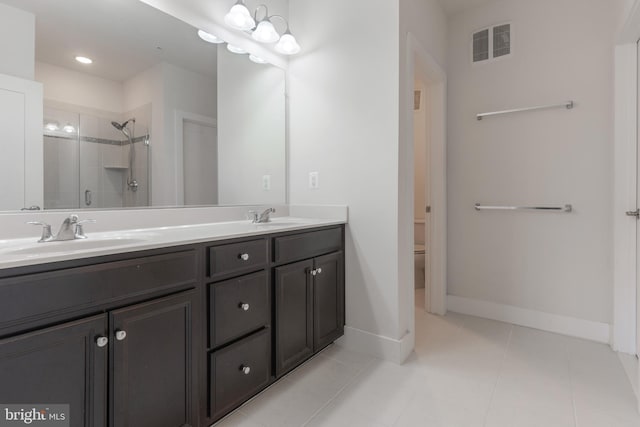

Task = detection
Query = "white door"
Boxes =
[0,74,43,210]
[183,120,218,205]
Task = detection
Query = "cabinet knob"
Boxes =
[115,330,127,341]
[317,268,323,274]
[239,303,250,311]
[240,365,251,375]
[96,336,109,348]
[239,253,250,261]
[310,269,317,276]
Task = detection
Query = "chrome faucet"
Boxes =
[248,208,276,224]
[28,214,96,243]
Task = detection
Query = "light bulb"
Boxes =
[249,54,268,64]
[224,2,256,31]
[63,124,76,133]
[197,30,224,44]
[252,19,280,43]
[275,32,301,55]
[226,44,248,55]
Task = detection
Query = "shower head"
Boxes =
[111,119,135,137]
[111,121,124,131]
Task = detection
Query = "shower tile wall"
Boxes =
[43,105,151,210]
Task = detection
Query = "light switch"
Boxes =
[309,172,319,189]
[262,175,271,191]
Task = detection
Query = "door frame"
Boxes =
[405,34,447,317]
[174,110,217,205]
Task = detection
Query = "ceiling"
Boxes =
[437,0,498,15]
[0,0,217,82]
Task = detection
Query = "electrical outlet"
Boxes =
[309,172,319,189]
[262,175,271,191]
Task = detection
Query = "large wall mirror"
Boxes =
[0,0,286,211]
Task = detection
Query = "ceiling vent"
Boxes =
[473,23,512,63]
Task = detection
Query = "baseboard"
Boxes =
[447,295,610,344]
[618,352,639,406]
[335,326,414,364]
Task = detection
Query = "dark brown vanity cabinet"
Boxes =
[206,239,272,422]
[0,249,199,427]
[0,224,345,427]
[273,227,345,377]
[0,315,108,427]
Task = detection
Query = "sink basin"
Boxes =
[7,237,148,255]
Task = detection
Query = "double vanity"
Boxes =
[0,212,346,427]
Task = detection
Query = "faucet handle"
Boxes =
[247,211,259,223]
[75,219,96,239]
[27,221,53,243]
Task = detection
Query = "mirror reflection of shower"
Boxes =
[111,119,138,192]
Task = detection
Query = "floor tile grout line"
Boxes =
[566,340,579,427]
[300,357,380,427]
[481,324,514,427]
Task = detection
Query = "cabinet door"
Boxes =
[110,291,196,427]
[313,252,345,351]
[275,259,314,377]
[0,314,108,427]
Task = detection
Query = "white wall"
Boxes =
[0,3,35,80]
[447,0,623,327]
[124,62,216,206]
[36,62,124,113]
[217,47,286,205]
[289,0,447,360]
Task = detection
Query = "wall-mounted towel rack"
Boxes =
[476,101,574,121]
[474,203,573,213]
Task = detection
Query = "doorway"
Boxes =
[174,111,217,206]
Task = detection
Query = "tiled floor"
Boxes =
[216,291,640,426]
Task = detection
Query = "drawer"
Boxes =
[208,239,268,279]
[209,271,270,347]
[0,250,197,338]
[273,227,342,264]
[210,328,271,419]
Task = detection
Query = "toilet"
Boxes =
[414,244,426,289]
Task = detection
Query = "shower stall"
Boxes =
[43,106,150,210]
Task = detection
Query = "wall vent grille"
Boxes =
[472,23,512,63]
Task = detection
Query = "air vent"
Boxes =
[472,29,490,62]
[472,23,512,63]
[493,24,511,58]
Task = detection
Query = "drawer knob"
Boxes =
[96,336,109,348]
[239,303,250,311]
[240,365,251,375]
[115,330,127,341]
[239,253,250,261]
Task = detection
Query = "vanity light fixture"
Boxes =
[227,44,248,54]
[224,0,256,31]
[75,56,93,64]
[224,1,301,55]
[62,124,76,133]
[249,54,268,64]
[197,29,224,44]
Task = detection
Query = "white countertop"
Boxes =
[0,217,345,270]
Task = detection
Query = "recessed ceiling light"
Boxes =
[197,30,224,44]
[226,44,247,55]
[75,56,93,64]
[249,54,268,64]
[63,124,76,133]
